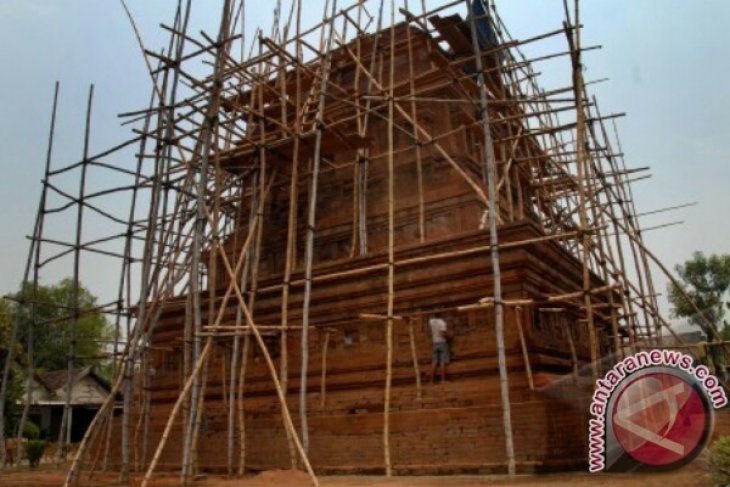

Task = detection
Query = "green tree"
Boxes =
[11,278,113,373]
[668,252,730,340]
[0,298,23,434]
[668,252,730,380]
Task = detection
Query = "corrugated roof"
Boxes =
[37,367,91,392]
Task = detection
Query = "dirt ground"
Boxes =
[0,461,714,487]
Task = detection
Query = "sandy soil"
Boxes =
[0,463,714,487]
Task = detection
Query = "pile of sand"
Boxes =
[197,469,314,487]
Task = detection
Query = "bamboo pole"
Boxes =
[237,334,250,474]
[563,321,579,380]
[58,84,93,462]
[466,1,515,474]
[320,330,331,407]
[0,81,58,469]
[277,0,301,469]
[234,174,257,475]
[188,344,211,481]
[182,2,233,481]
[300,0,338,454]
[514,306,534,391]
[564,1,600,380]
[17,82,69,463]
[349,5,363,257]
[408,319,422,401]
[383,1,396,476]
[101,53,162,473]
[404,0,426,242]
[357,0,386,256]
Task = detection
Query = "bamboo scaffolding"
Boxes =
[2,1,721,484]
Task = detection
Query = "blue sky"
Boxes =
[0,1,728,328]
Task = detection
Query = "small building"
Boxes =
[26,367,112,442]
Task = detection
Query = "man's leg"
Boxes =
[431,345,440,383]
[441,343,451,382]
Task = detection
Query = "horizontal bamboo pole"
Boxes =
[359,313,409,322]
[257,229,585,294]
[546,284,619,302]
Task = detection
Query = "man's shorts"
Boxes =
[432,341,451,365]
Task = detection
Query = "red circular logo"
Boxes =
[612,372,708,466]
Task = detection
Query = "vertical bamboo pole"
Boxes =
[300,0,337,454]
[182,1,233,481]
[227,233,242,476]
[319,331,331,408]
[183,287,193,445]
[226,177,248,476]
[277,0,301,469]
[579,137,621,358]
[125,84,167,479]
[564,0,600,380]
[563,320,579,380]
[407,320,422,400]
[593,114,640,352]
[86,405,111,478]
[466,1,516,475]
[188,345,211,481]
[383,2,396,476]
[58,84,94,462]
[610,155,658,341]
[226,1,247,469]
[132,44,181,478]
[0,81,58,469]
[350,5,363,257]
[404,0,425,242]
[102,54,161,472]
[581,103,630,358]
[357,0,387,256]
[237,334,250,474]
[235,176,257,475]
[133,27,184,471]
[123,164,173,476]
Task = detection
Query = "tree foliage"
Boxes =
[0,298,23,433]
[0,298,14,355]
[707,436,730,485]
[668,252,730,340]
[26,440,47,468]
[10,278,113,373]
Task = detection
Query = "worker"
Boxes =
[429,312,451,383]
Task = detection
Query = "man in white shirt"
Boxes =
[429,313,451,383]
